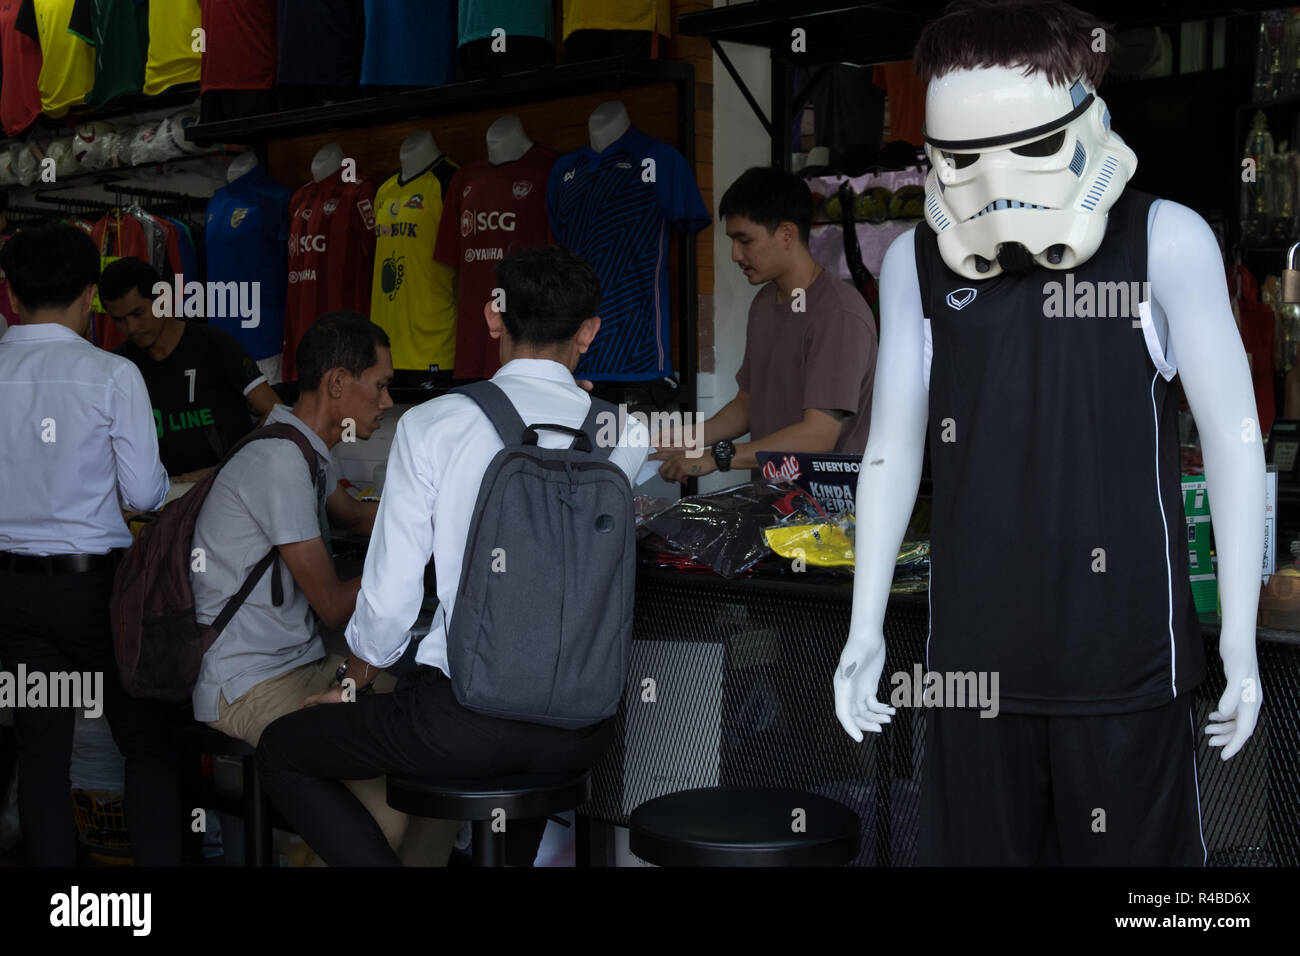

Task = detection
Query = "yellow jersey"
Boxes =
[370,157,459,372]
[562,0,671,39]
[18,0,93,116]
[143,0,200,95]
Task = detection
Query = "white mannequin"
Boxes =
[835,200,1264,759]
[311,142,345,182]
[588,101,631,153]
[486,115,533,166]
[226,151,259,183]
[399,130,442,182]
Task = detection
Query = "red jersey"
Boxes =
[200,0,277,91]
[283,168,377,380]
[0,0,42,136]
[91,211,151,351]
[434,144,555,379]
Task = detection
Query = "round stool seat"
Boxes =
[386,770,591,820]
[629,786,860,867]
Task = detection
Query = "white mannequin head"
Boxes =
[914,0,1136,279]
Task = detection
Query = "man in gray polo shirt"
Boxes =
[190,310,421,856]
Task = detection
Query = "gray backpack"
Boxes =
[446,381,636,729]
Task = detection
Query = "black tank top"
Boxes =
[914,187,1204,715]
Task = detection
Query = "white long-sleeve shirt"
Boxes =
[0,323,169,554]
[346,358,649,675]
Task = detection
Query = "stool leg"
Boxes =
[472,819,504,867]
[243,755,273,867]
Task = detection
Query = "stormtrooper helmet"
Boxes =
[922,64,1137,280]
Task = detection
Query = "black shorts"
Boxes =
[918,694,1207,865]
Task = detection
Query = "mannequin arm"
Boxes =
[835,229,928,740]
[1149,200,1265,759]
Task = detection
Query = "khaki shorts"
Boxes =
[208,654,456,865]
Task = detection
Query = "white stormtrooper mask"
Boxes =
[922,65,1137,280]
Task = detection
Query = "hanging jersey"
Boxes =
[90,211,151,351]
[561,0,670,38]
[15,0,93,117]
[284,169,377,380]
[547,124,709,381]
[370,159,458,372]
[434,144,555,379]
[914,187,1204,716]
[458,0,551,46]
[361,0,455,87]
[277,0,362,86]
[69,0,147,107]
[0,0,42,135]
[114,322,265,475]
[143,0,200,95]
[206,164,292,361]
[200,0,277,91]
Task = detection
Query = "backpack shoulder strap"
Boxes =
[203,421,324,638]
[579,396,618,462]
[221,420,323,488]
[452,380,529,447]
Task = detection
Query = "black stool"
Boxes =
[629,786,861,866]
[387,770,591,867]
[173,722,276,867]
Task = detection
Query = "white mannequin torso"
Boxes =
[311,143,345,182]
[400,130,442,181]
[226,152,259,182]
[835,199,1263,756]
[486,115,533,166]
[588,101,631,152]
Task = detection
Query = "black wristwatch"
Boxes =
[712,440,735,472]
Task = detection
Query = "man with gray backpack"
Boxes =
[257,245,649,866]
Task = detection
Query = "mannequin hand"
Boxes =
[833,630,895,741]
[1206,640,1262,760]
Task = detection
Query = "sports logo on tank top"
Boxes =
[945,287,977,310]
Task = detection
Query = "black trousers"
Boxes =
[257,665,615,866]
[0,566,181,866]
[917,694,1207,865]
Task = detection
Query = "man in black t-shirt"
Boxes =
[102,258,280,482]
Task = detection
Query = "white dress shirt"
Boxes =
[0,323,169,555]
[346,358,650,675]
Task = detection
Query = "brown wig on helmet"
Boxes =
[913,0,1115,88]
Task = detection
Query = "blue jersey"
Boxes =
[547,125,710,382]
[205,164,291,360]
[362,0,457,87]
[458,0,551,45]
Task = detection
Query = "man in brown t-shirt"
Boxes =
[653,166,878,480]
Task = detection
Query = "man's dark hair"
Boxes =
[295,311,391,391]
[98,256,162,306]
[718,167,814,245]
[0,223,101,312]
[913,0,1113,88]
[494,245,601,346]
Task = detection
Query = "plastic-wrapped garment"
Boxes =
[74,121,117,170]
[638,480,826,578]
[126,122,160,166]
[765,522,856,567]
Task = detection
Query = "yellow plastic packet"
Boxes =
[764,523,856,567]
